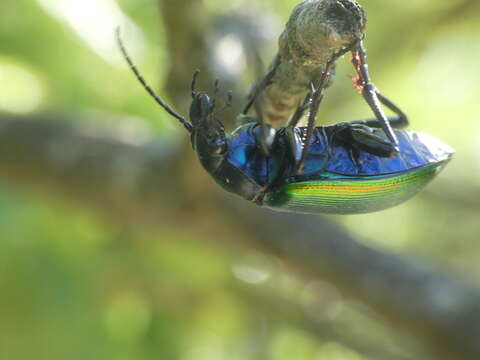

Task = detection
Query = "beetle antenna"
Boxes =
[191,69,200,98]
[116,27,193,133]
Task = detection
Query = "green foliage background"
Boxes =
[0,0,479,359]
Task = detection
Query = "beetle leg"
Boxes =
[332,123,397,157]
[350,115,406,129]
[350,92,409,129]
[375,91,409,127]
[294,60,336,174]
[351,40,400,154]
[294,88,322,174]
[283,127,304,164]
[287,83,315,129]
[293,40,358,174]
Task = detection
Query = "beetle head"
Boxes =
[189,91,228,172]
[189,92,214,125]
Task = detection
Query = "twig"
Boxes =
[245,0,366,127]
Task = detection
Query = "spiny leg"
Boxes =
[331,123,397,157]
[293,40,360,173]
[330,91,408,157]
[377,92,408,127]
[294,58,336,174]
[350,116,405,129]
[350,92,409,129]
[284,40,355,130]
[351,40,400,153]
[287,83,315,129]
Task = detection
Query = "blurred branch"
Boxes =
[235,282,418,360]
[2,114,480,359]
[434,0,480,26]
[159,0,209,108]
[0,115,182,223]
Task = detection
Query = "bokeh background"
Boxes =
[1,0,479,359]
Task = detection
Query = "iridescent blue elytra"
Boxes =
[222,123,453,214]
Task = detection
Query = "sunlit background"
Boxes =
[1,0,479,359]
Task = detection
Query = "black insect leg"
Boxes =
[294,58,336,174]
[340,73,409,157]
[351,40,400,154]
[287,83,315,129]
[278,91,313,167]
[351,116,405,129]
[292,40,359,174]
[350,92,409,129]
[376,92,409,127]
[331,123,398,157]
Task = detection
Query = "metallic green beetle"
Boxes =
[117,30,454,215]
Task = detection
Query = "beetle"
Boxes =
[116,29,453,214]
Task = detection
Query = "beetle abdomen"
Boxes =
[298,127,454,177]
[262,161,449,214]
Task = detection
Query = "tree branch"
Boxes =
[235,282,418,360]
[245,0,365,127]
